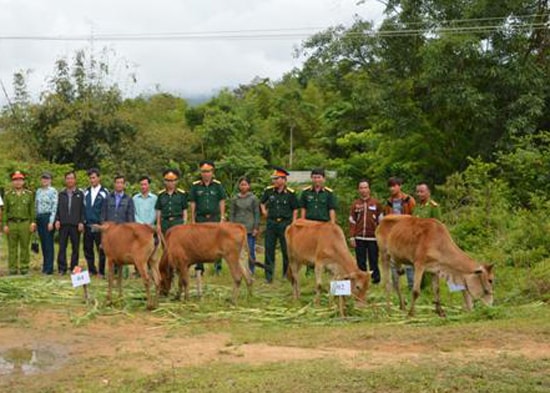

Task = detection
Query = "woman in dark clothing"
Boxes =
[229,177,260,274]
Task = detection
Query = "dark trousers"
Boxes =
[58,224,80,273]
[36,214,55,274]
[355,239,380,283]
[84,225,105,275]
[264,219,290,282]
[247,233,257,274]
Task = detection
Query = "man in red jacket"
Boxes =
[349,179,383,283]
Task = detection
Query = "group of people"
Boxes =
[0,162,440,288]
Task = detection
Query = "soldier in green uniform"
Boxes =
[299,168,337,223]
[155,169,188,235]
[299,168,337,275]
[2,171,36,275]
[189,160,227,274]
[260,167,298,283]
[414,182,441,220]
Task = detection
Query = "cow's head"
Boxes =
[466,264,495,305]
[158,252,173,296]
[346,270,371,303]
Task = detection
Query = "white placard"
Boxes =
[447,280,466,292]
[71,271,91,287]
[330,280,351,296]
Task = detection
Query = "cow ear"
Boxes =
[484,264,494,273]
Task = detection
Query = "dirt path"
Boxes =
[1,309,548,380]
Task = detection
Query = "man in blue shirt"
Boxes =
[133,176,157,227]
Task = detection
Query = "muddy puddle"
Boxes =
[0,344,67,376]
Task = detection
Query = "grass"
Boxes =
[0,245,549,393]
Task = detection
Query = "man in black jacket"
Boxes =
[55,171,85,274]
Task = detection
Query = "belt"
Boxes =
[8,218,30,223]
[165,216,181,222]
[37,212,54,216]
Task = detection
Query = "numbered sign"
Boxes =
[330,280,351,296]
[71,270,91,288]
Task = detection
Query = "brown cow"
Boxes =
[285,219,371,304]
[159,222,253,303]
[376,215,495,317]
[95,222,161,310]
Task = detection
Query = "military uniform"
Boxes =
[413,198,441,220]
[2,186,35,274]
[260,185,298,282]
[299,185,337,222]
[189,178,226,273]
[189,179,226,223]
[155,188,188,233]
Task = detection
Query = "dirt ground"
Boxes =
[1,308,548,384]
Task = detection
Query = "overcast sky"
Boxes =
[0,0,385,105]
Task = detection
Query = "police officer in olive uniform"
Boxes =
[299,168,337,223]
[260,167,298,283]
[2,171,36,275]
[414,182,441,220]
[155,169,188,234]
[189,160,227,274]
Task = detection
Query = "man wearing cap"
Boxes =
[2,171,36,275]
[260,167,298,283]
[155,169,188,235]
[189,160,227,274]
[299,168,337,223]
[83,168,109,277]
[414,182,441,220]
[383,176,416,290]
[35,171,58,275]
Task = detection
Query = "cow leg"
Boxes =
[287,250,301,300]
[147,251,161,307]
[117,263,124,300]
[175,265,189,301]
[107,259,114,306]
[462,290,474,311]
[380,250,393,312]
[314,263,323,306]
[432,273,446,317]
[226,251,244,304]
[391,260,406,311]
[408,262,426,317]
[135,260,153,310]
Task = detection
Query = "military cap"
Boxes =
[270,167,290,179]
[40,171,53,179]
[311,167,325,177]
[163,169,180,181]
[199,160,215,171]
[11,170,25,180]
